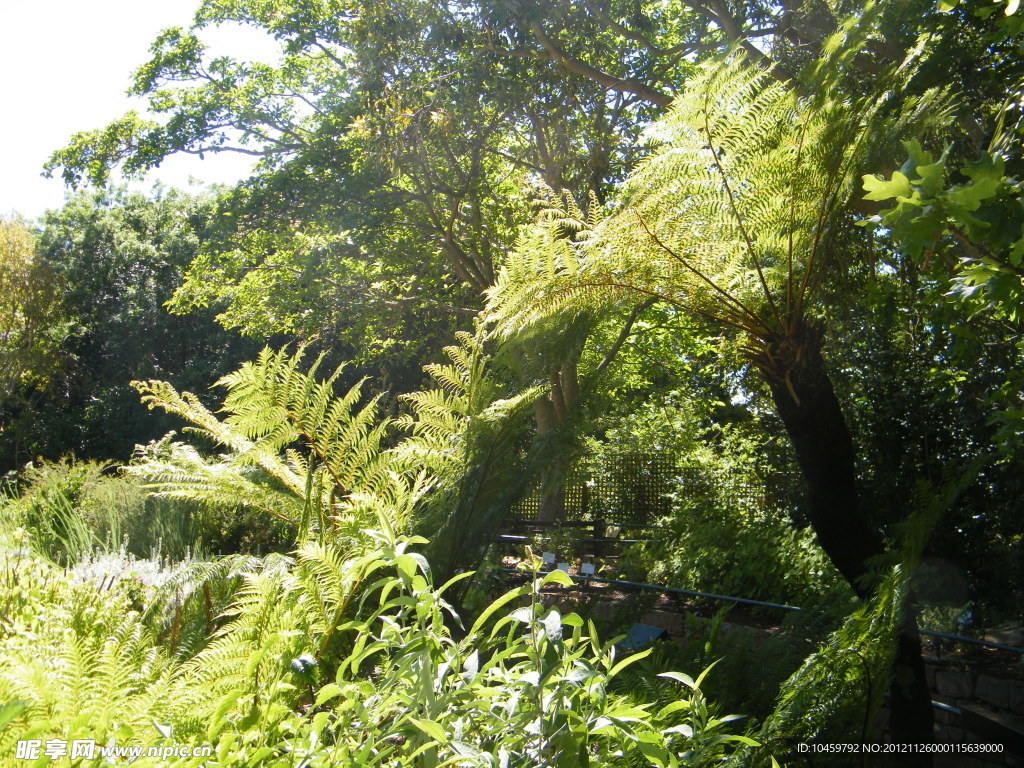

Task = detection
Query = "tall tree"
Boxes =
[1,191,261,468]
[0,219,65,447]
[487,51,951,750]
[46,0,697,519]
[41,1,1024,748]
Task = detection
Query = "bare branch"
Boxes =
[525,20,673,107]
[594,298,655,375]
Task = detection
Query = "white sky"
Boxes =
[0,0,279,221]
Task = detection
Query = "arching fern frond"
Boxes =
[395,330,540,581]
[129,346,401,544]
[141,551,293,659]
[488,53,953,349]
[730,567,908,765]
[127,439,305,526]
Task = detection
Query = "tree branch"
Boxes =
[525,20,673,107]
[594,298,656,375]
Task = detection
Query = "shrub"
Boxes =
[3,457,278,565]
[637,501,848,608]
[0,523,761,767]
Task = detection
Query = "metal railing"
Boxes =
[500,568,1024,656]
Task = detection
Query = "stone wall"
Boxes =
[924,657,1024,767]
[629,604,1024,764]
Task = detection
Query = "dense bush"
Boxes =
[0,511,758,767]
[6,458,290,564]
[582,395,841,607]
[637,502,847,609]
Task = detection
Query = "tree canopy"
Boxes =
[7,0,1024,759]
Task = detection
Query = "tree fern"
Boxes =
[395,330,540,582]
[488,52,952,351]
[487,35,955,750]
[129,346,400,544]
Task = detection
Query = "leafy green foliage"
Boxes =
[0,499,758,767]
[586,393,842,606]
[863,140,1024,324]
[1,190,261,469]
[647,506,845,610]
[826,257,1024,620]
[0,219,65,420]
[488,52,949,352]
[734,568,910,766]
[13,0,1024,757]
[4,458,256,563]
[129,345,416,545]
[396,330,540,580]
[0,532,193,756]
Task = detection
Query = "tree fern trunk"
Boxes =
[757,319,933,758]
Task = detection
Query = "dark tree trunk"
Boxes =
[758,324,884,591]
[755,320,933,758]
[534,391,565,524]
[534,361,580,523]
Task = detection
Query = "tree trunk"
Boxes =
[755,320,933,757]
[534,361,579,523]
[537,482,566,524]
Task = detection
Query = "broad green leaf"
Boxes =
[952,155,1005,211]
[409,716,448,743]
[609,647,652,677]
[711,734,761,746]
[636,738,672,767]
[542,609,563,642]
[657,700,693,719]
[694,659,721,688]
[902,139,933,167]
[468,584,531,636]
[408,552,431,577]
[246,746,275,766]
[657,670,696,689]
[396,553,418,580]
[0,701,26,730]
[509,606,534,624]
[914,160,947,197]
[863,171,912,201]
[542,568,575,587]
[311,710,331,736]
[603,704,651,721]
[437,570,475,595]
[561,612,584,627]
[462,650,479,679]
[314,683,344,706]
